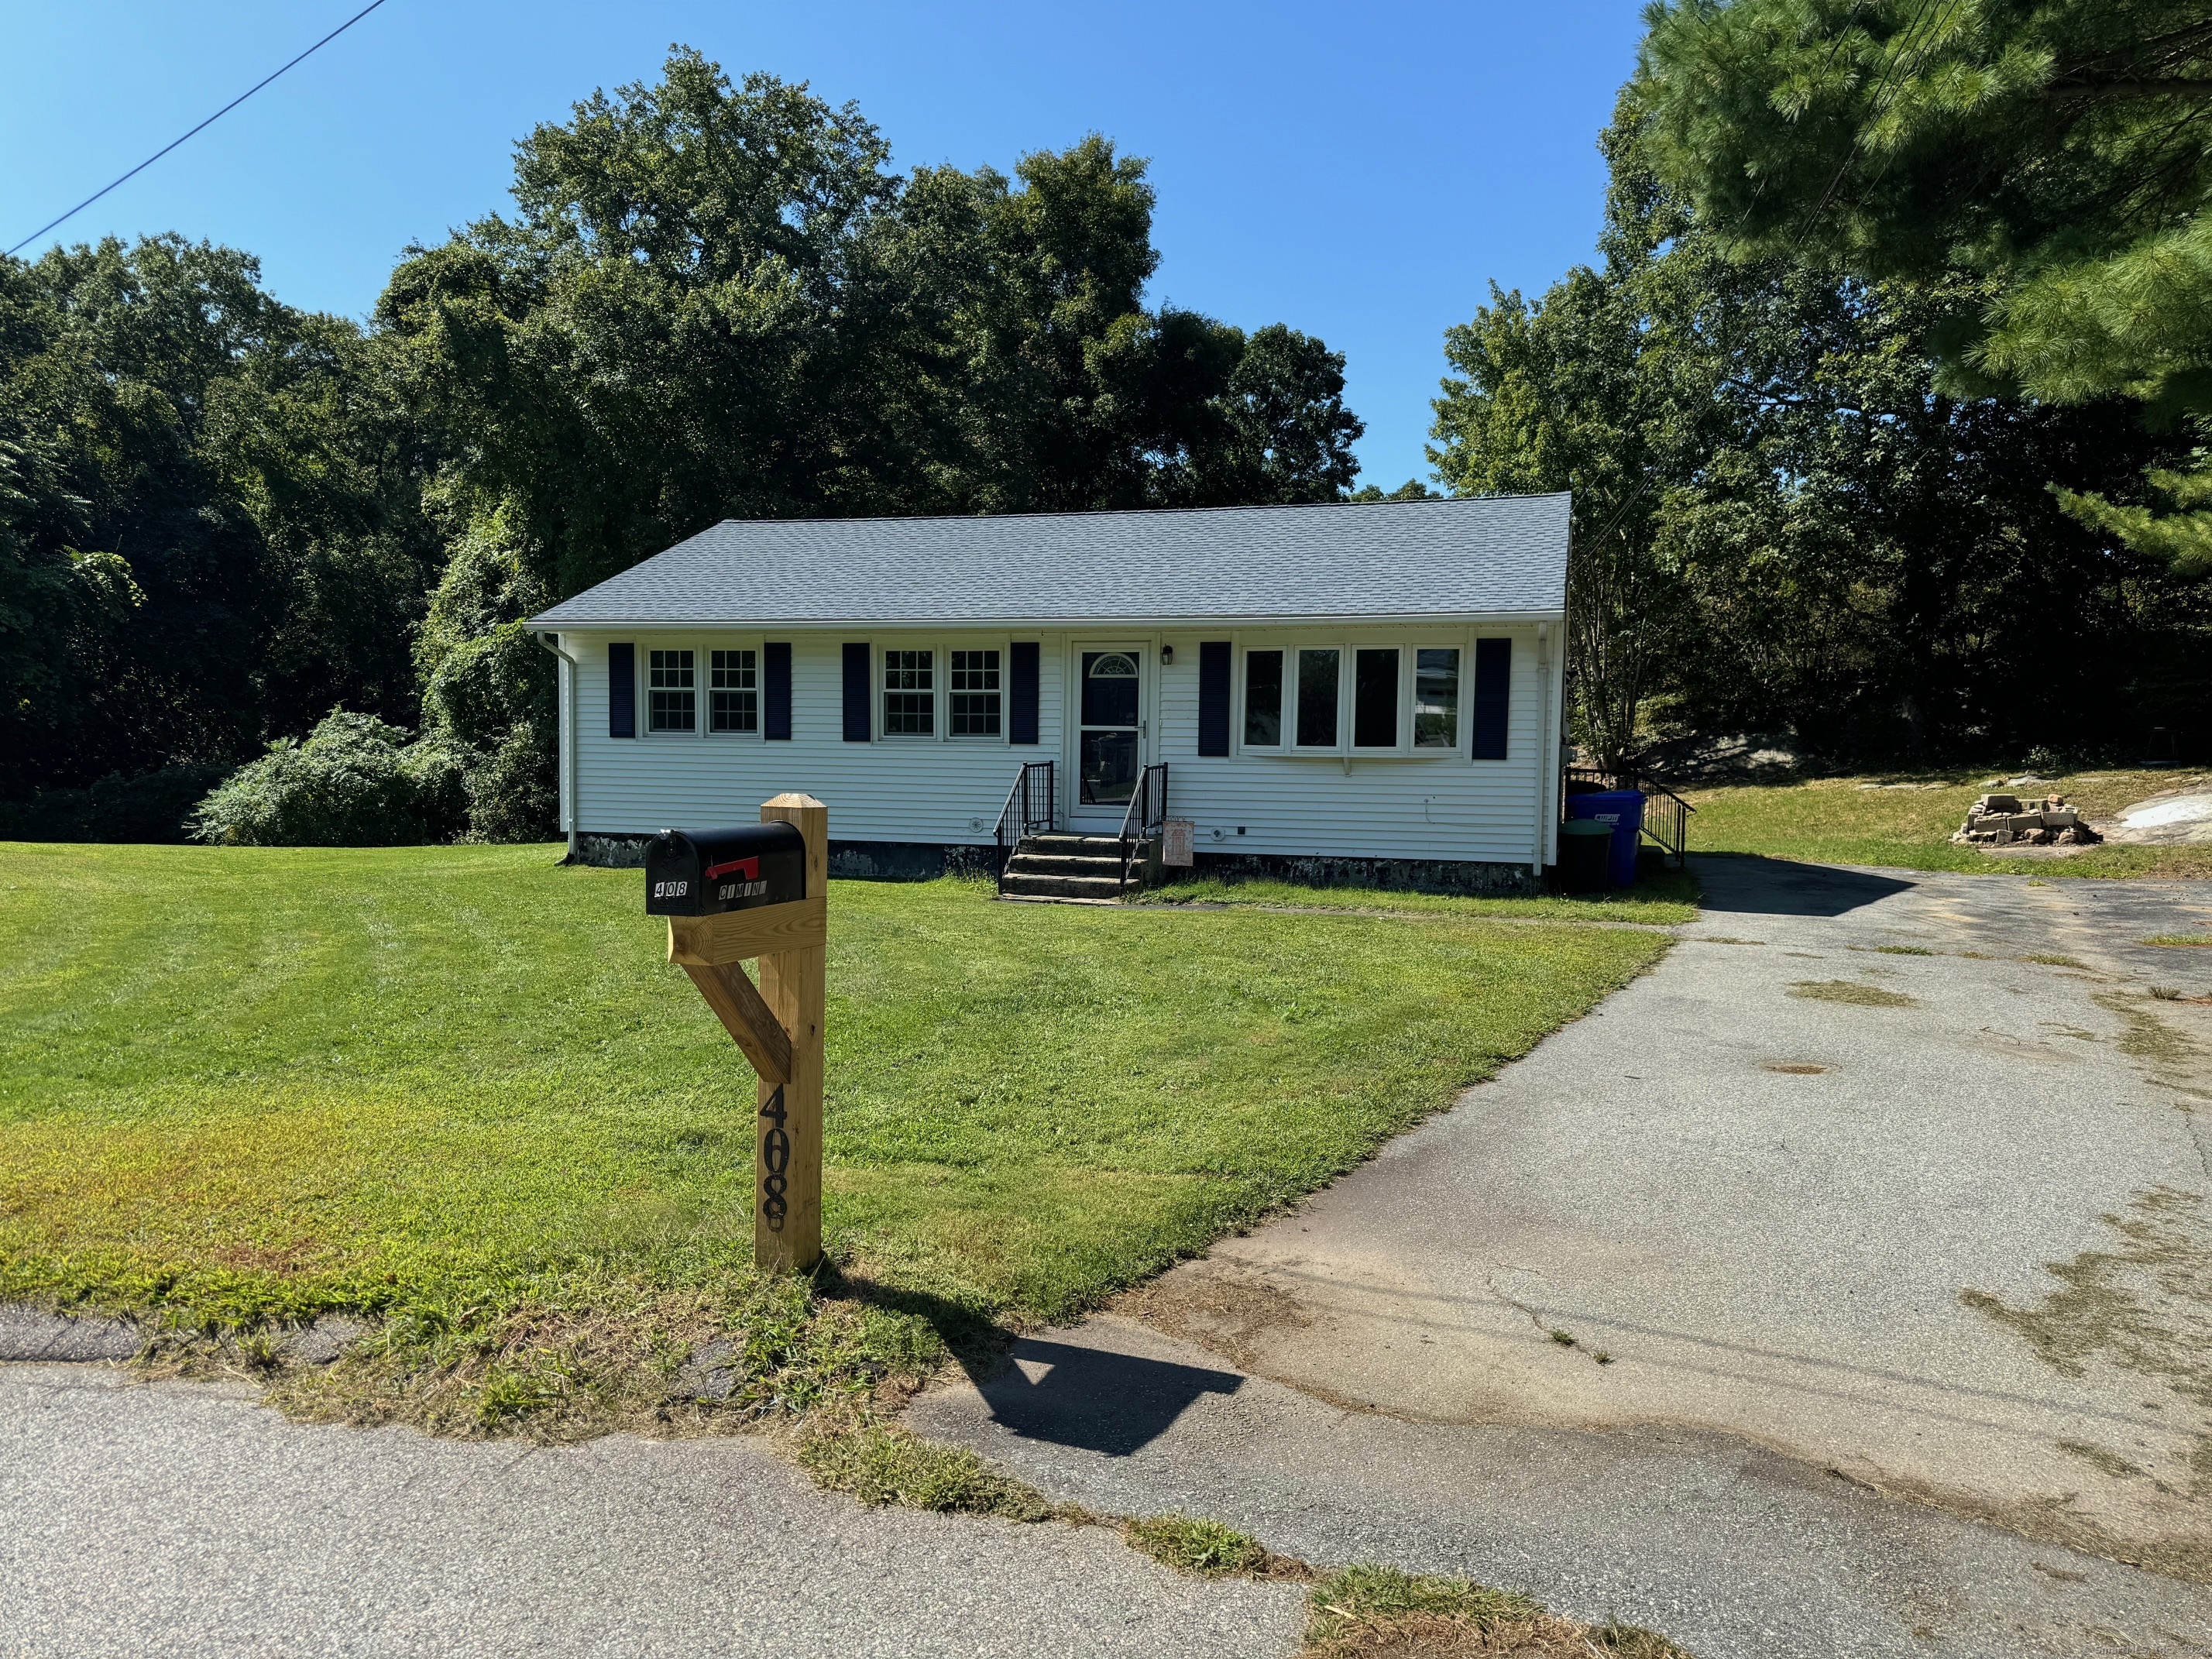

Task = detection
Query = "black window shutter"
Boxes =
[1472,637,1511,761]
[1197,641,1231,756]
[842,643,871,742]
[608,642,635,738]
[1008,641,1040,744]
[764,642,792,740]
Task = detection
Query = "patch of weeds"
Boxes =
[1963,1187,2212,1519]
[2025,953,2088,968]
[1788,980,1916,1008]
[797,1422,1052,1520]
[1694,936,1764,946]
[2143,936,2212,949]
[1303,1566,1689,1658]
[1121,1514,1286,1578]
[2094,991,2203,1070]
[166,1273,952,1446]
[2154,985,2186,1001]
[1548,1328,1577,1347]
[1765,1061,1829,1075]
[1593,1349,1614,1365]
[1871,944,1935,956]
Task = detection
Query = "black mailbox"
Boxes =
[645,823,807,916]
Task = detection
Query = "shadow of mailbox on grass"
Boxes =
[969,1338,1243,1457]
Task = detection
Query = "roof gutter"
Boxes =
[522,609,1568,631]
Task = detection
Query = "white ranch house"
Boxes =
[530,495,1569,894]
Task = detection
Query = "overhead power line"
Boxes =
[6,0,393,257]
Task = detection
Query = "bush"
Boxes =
[191,712,473,847]
[0,763,230,843]
[462,718,558,843]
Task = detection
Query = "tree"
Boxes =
[1636,0,2212,568]
[0,235,434,795]
[1431,97,2206,764]
[382,51,1366,603]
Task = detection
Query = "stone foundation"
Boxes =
[1166,850,1540,898]
[573,833,992,881]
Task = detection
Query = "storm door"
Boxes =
[1072,646,1145,827]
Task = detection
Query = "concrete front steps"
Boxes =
[998,833,1156,902]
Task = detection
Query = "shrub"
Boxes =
[0,763,229,843]
[462,718,558,843]
[191,711,472,847]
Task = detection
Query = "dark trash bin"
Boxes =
[1558,819,1613,893]
[1565,789,1645,887]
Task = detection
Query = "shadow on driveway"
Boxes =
[966,1338,1242,1457]
[1692,852,1917,919]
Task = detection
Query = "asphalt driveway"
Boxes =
[912,855,2212,1657]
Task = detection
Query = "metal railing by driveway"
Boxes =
[995,760,1056,894]
[1117,763,1169,892]
[1565,764,1695,867]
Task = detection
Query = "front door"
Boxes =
[1072,645,1145,828]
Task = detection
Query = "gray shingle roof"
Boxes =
[529,494,1569,627]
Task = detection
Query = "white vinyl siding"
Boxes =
[556,620,1560,867]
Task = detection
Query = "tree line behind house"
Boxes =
[5,20,2210,844]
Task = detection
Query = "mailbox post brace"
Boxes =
[665,794,828,1275]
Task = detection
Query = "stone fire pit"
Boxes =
[1951,792,2102,848]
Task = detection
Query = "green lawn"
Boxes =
[0,843,1664,1427]
[1688,768,2212,878]
[1139,867,1698,924]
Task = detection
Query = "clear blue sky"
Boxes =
[0,1,1647,490]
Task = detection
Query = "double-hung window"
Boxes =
[709,648,757,733]
[949,649,1001,736]
[884,649,935,736]
[648,648,696,732]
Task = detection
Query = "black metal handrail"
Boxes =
[1564,764,1695,867]
[995,760,1056,894]
[1117,763,1169,892]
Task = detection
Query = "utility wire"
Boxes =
[6,0,393,257]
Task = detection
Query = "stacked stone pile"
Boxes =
[1951,792,2102,847]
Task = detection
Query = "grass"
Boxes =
[1686,768,2212,878]
[2145,935,2212,948]
[796,1421,1053,1518]
[1302,1566,1690,1658]
[1121,1513,1282,1578]
[1139,867,1698,924]
[1788,980,1917,1008]
[0,841,1665,1433]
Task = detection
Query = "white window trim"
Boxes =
[945,642,1010,743]
[1235,637,1471,758]
[642,641,702,738]
[705,638,767,740]
[874,640,1014,744]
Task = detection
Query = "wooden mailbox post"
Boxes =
[652,794,827,1273]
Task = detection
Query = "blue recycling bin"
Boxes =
[1565,790,1644,887]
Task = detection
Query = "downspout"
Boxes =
[1532,623,1552,878]
[534,631,582,863]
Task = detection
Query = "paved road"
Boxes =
[912,855,2212,1658]
[0,1363,1302,1658]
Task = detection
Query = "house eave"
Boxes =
[529,609,1568,632]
